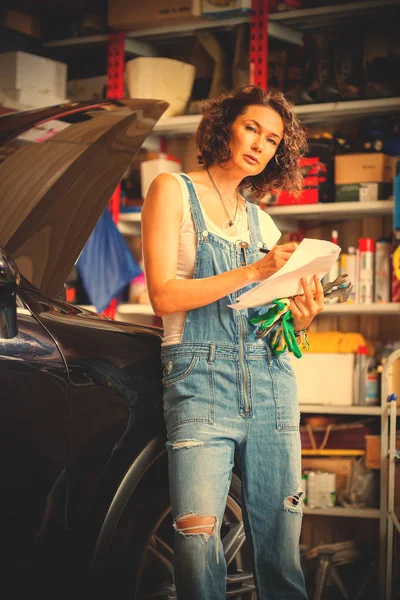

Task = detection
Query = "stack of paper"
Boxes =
[230,238,341,309]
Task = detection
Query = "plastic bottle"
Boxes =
[358,238,375,304]
[365,356,380,406]
[391,230,400,302]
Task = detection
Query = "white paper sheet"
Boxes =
[230,237,341,309]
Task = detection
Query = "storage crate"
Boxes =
[0,51,67,98]
[365,434,400,469]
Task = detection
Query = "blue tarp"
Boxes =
[77,208,142,313]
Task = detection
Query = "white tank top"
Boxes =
[161,173,281,346]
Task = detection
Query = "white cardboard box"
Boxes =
[0,51,67,98]
[0,88,68,111]
[290,352,355,406]
[140,158,182,200]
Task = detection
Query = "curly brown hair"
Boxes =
[196,85,308,197]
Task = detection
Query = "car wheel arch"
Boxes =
[89,434,166,574]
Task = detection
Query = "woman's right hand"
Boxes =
[247,242,299,282]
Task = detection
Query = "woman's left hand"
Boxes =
[289,274,324,332]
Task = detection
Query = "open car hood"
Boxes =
[0,98,168,297]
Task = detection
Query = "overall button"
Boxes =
[202,230,209,238]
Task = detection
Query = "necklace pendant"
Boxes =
[229,220,233,227]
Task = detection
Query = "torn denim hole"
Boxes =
[165,361,173,376]
[172,440,203,450]
[173,513,219,563]
[283,486,305,513]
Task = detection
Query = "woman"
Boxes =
[142,85,324,599]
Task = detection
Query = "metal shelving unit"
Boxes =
[44,15,303,54]
[152,98,400,136]
[154,98,400,136]
[268,0,400,29]
[304,506,380,519]
[117,200,395,236]
[266,198,395,231]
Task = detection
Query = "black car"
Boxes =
[0,100,254,597]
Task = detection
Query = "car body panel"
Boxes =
[1,304,69,569]
[0,99,168,297]
[0,99,168,581]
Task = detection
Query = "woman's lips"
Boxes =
[243,155,259,165]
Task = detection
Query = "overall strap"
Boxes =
[179,173,208,235]
[246,201,264,246]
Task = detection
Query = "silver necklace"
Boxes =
[206,167,239,227]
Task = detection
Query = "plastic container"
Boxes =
[125,57,196,119]
[319,472,336,508]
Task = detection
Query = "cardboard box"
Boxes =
[0,88,68,111]
[201,0,251,18]
[0,8,41,38]
[365,434,400,469]
[125,56,195,118]
[67,76,108,102]
[334,153,396,185]
[140,157,182,199]
[290,353,355,406]
[302,457,356,498]
[0,51,67,98]
[335,182,393,202]
[108,0,201,30]
[267,157,320,205]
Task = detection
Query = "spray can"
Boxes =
[358,238,375,304]
[346,246,358,303]
[374,238,391,303]
[353,344,368,405]
[325,230,340,303]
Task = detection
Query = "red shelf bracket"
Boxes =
[103,30,126,319]
[249,0,269,90]
[106,30,125,100]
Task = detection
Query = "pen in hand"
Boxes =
[259,248,270,254]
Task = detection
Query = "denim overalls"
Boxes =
[161,174,307,600]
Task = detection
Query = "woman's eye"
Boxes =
[246,125,257,133]
[267,138,277,145]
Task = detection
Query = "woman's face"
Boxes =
[227,104,284,175]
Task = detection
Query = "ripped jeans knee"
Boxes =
[173,513,219,562]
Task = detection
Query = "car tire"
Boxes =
[90,449,256,599]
